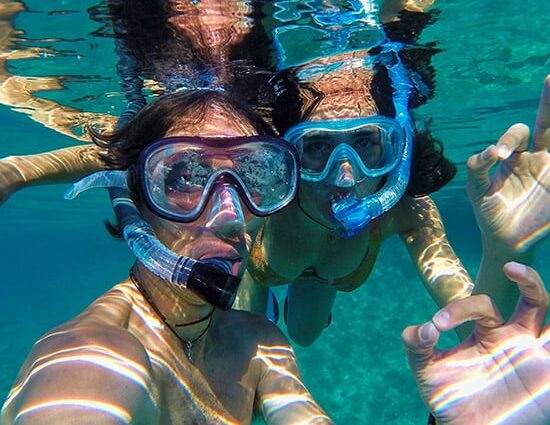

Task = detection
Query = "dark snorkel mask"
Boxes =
[65,135,300,310]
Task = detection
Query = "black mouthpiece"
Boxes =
[186,262,241,310]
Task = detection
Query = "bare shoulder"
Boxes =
[217,309,289,347]
[1,285,158,425]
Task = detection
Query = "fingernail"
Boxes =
[433,310,450,328]
[506,261,528,277]
[481,146,494,161]
[419,322,437,342]
[497,145,510,159]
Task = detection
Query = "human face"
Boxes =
[296,92,386,227]
[141,103,263,292]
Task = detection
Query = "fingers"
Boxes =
[467,124,530,201]
[466,144,498,200]
[505,262,549,333]
[402,321,440,370]
[495,123,530,159]
[533,74,550,151]
[431,294,504,336]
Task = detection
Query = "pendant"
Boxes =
[185,341,193,363]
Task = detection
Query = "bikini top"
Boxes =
[247,218,381,292]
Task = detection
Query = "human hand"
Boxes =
[467,75,550,253]
[402,262,550,425]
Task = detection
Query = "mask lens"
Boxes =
[140,138,299,221]
[288,117,403,182]
[233,146,297,213]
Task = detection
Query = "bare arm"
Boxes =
[393,196,474,307]
[0,144,106,204]
[1,324,158,425]
[255,328,333,425]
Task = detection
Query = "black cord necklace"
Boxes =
[296,194,337,232]
[129,270,214,363]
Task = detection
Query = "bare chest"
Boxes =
[146,335,257,425]
[265,222,372,281]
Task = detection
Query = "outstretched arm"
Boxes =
[395,196,474,307]
[0,144,106,204]
[403,262,550,425]
[467,75,550,317]
[1,322,158,425]
[255,325,333,424]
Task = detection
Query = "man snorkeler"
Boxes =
[1,90,333,424]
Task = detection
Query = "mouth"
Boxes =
[186,239,244,276]
[201,257,243,276]
[330,189,354,205]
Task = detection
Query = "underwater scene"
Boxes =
[0,0,548,423]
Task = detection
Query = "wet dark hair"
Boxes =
[92,89,275,237]
[92,89,275,170]
[269,10,455,196]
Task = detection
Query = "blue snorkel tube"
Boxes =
[65,171,240,310]
[331,41,414,237]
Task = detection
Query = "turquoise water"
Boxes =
[0,1,548,424]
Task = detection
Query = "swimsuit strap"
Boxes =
[247,218,289,286]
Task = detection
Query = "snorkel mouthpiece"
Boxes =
[331,196,381,237]
[186,262,240,311]
[65,171,241,311]
[330,41,414,238]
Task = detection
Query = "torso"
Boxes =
[69,281,268,424]
[248,201,384,290]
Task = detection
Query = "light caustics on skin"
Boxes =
[13,399,132,424]
[127,283,240,425]
[417,237,474,301]
[409,198,474,302]
[429,330,550,423]
[491,163,550,251]
[3,344,155,408]
[255,345,331,423]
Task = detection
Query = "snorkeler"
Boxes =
[240,16,549,346]
[0,1,547,349]
[2,88,548,425]
[0,90,332,424]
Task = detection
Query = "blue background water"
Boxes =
[0,1,548,423]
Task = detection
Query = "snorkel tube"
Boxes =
[331,40,414,237]
[65,171,240,310]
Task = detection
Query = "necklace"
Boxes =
[296,195,336,232]
[129,270,214,363]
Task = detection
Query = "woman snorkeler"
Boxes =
[239,5,549,345]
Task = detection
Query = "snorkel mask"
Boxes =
[66,137,299,310]
[283,42,414,238]
[272,0,415,238]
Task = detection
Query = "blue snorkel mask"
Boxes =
[272,0,415,238]
[330,41,414,237]
[283,42,414,238]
